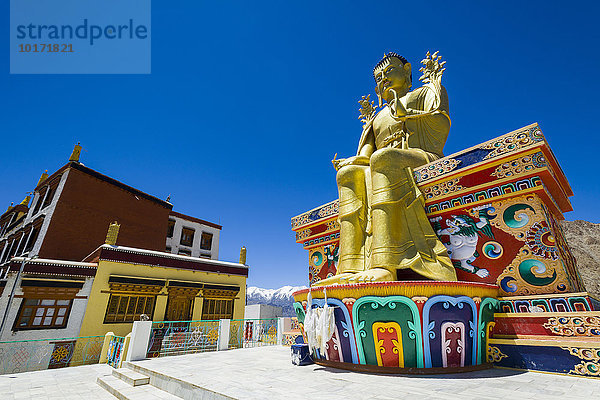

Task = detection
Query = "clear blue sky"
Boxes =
[2,1,599,289]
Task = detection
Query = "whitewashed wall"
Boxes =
[165,215,220,259]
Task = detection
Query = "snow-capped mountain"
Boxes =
[246,285,307,317]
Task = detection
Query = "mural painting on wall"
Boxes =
[309,244,339,285]
[431,205,497,278]
[430,194,573,296]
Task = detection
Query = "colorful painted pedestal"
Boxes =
[291,124,599,377]
[293,281,498,373]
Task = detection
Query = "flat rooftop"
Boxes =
[2,346,600,399]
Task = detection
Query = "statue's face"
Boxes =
[374,58,411,102]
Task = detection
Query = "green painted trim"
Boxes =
[478,297,499,364]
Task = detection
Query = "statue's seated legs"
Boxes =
[314,148,457,286]
[369,147,456,281]
[314,164,369,286]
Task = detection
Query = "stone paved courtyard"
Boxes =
[2,346,600,399]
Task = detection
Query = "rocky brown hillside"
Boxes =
[561,220,600,298]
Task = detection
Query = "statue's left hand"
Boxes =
[336,155,370,170]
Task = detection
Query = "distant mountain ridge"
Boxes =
[246,285,306,317]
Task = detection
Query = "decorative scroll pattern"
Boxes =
[563,346,600,362]
[482,126,544,160]
[325,326,344,362]
[525,221,558,260]
[309,244,339,284]
[544,316,600,336]
[296,228,312,240]
[296,219,341,242]
[441,322,465,368]
[564,346,600,376]
[570,361,600,377]
[487,346,508,363]
[487,196,545,237]
[422,296,478,368]
[413,124,544,184]
[491,152,547,179]
[292,201,339,229]
[415,159,462,184]
[372,322,403,367]
[423,178,464,199]
[0,336,104,374]
[497,247,569,295]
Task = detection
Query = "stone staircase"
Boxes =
[97,361,235,399]
[97,365,182,399]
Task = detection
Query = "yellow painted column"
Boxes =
[154,288,168,321]
[192,296,203,320]
[234,284,246,319]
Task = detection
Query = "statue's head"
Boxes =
[373,52,412,104]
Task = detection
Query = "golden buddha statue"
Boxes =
[315,51,457,285]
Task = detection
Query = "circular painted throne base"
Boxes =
[293,281,499,374]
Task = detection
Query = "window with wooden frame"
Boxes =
[103,278,163,323]
[42,184,57,209]
[167,220,175,238]
[32,191,44,215]
[13,282,82,331]
[24,223,41,253]
[8,234,23,259]
[200,232,213,250]
[15,231,29,256]
[15,299,72,330]
[180,227,194,247]
[201,298,234,320]
[0,239,13,263]
[104,294,156,323]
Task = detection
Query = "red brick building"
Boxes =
[0,148,221,271]
[0,148,243,345]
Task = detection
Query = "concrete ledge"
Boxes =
[112,368,150,386]
[122,361,235,400]
[97,375,181,400]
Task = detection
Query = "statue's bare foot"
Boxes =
[312,273,356,286]
[347,268,394,283]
